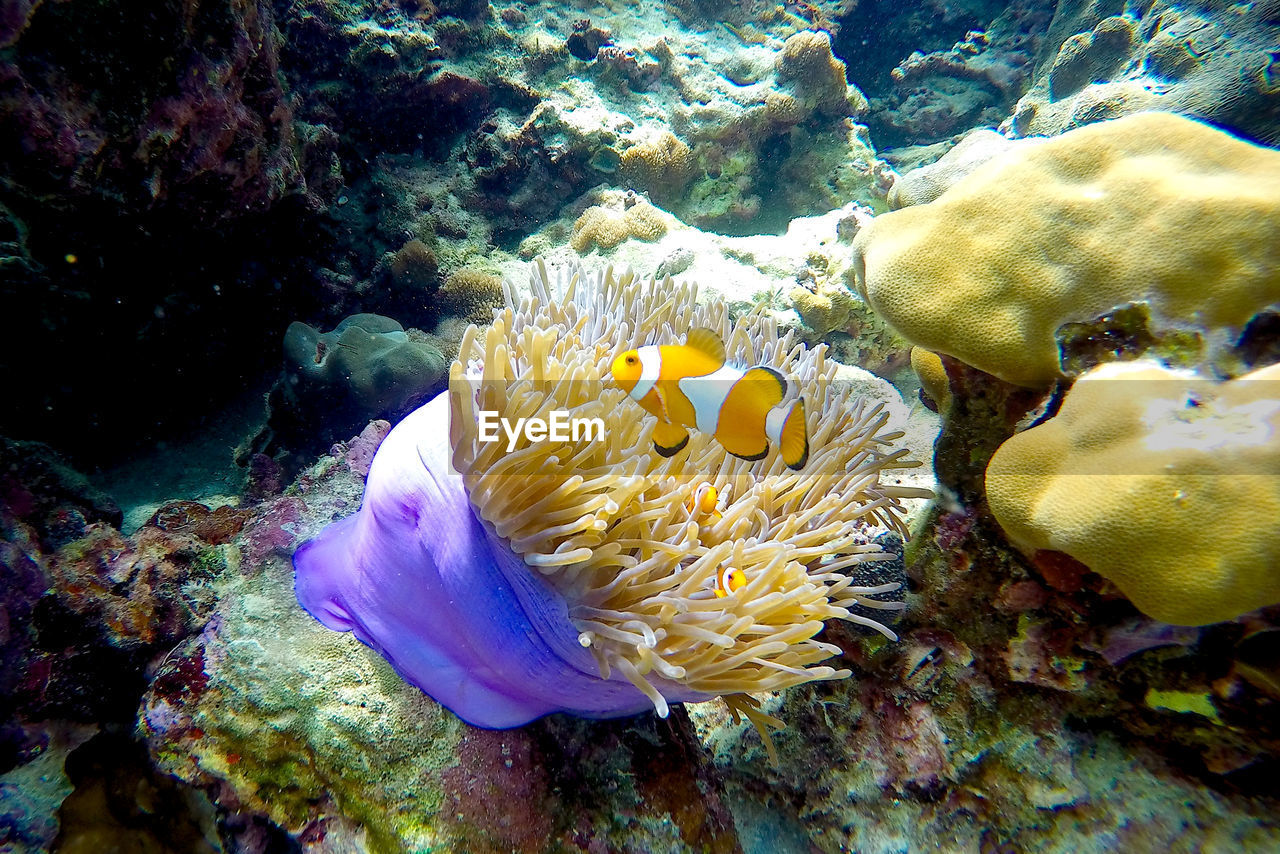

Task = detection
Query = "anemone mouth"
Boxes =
[448,259,931,712]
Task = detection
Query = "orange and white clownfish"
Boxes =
[714,565,746,598]
[610,327,809,469]
[685,482,724,525]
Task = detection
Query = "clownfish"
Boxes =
[714,565,746,598]
[685,482,724,525]
[610,328,809,469]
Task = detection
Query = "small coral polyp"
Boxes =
[295,261,927,737]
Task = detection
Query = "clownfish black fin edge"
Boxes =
[730,444,770,463]
[743,365,788,402]
[653,434,690,457]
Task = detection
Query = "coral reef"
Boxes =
[851,112,1280,386]
[861,2,1051,148]
[0,0,302,221]
[296,261,929,732]
[459,14,886,237]
[4,0,1280,848]
[138,418,749,852]
[1007,2,1280,146]
[0,0,345,462]
[0,438,249,848]
[986,360,1280,626]
[570,196,671,253]
[886,127,1043,208]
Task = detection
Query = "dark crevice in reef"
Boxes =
[0,196,332,474]
[0,0,347,474]
[52,729,302,854]
[832,0,1013,98]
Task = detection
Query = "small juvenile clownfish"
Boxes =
[714,565,746,598]
[685,482,724,525]
[610,328,810,469]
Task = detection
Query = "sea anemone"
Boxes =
[295,260,928,757]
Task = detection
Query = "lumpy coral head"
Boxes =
[297,261,926,730]
[850,112,1280,386]
[295,394,707,727]
[986,360,1280,626]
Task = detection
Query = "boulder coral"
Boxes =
[1007,3,1280,146]
[886,129,1044,209]
[775,30,868,119]
[570,198,669,253]
[850,112,1280,387]
[1047,15,1136,100]
[985,360,1280,626]
[251,314,448,463]
[619,131,697,204]
[282,314,447,417]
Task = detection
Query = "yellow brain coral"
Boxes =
[437,268,504,324]
[986,360,1280,626]
[789,280,857,337]
[571,199,669,253]
[775,30,864,118]
[850,112,1280,387]
[620,131,696,203]
[449,261,930,742]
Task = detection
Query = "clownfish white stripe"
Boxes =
[678,363,745,435]
[764,403,789,447]
[630,345,662,402]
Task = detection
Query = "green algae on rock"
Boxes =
[139,427,745,853]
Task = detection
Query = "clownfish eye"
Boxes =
[626,355,637,364]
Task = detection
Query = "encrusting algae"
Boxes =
[448,260,931,755]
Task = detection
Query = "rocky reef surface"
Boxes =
[2,0,1279,850]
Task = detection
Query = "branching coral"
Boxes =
[448,261,929,715]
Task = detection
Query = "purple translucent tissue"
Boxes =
[294,393,709,727]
